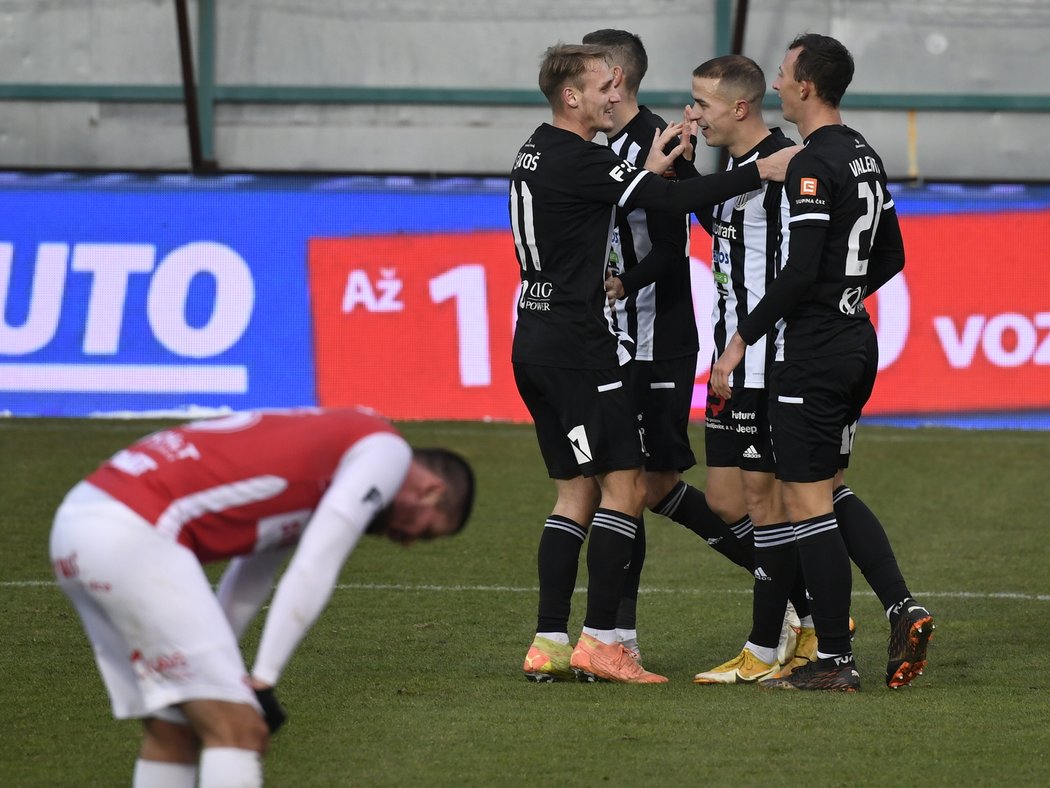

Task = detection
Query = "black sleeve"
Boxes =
[738,222,825,344]
[866,209,905,294]
[631,162,761,217]
[666,156,716,234]
[616,209,685,296]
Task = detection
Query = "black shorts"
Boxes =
[513,362,645,479]
[631,356,698,473]
[767,334,878,483]
[704,384,775,473]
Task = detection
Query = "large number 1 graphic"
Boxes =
[845,180,885,276]
[430,265,491,387]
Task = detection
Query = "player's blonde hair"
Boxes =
[538,43,610,108]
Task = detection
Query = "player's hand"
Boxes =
[756,145,801,182]
[605,272,625,306]
[644,124,685,174]
[680,106,698,162]
[710,333,746,399]
[253,686,288,734]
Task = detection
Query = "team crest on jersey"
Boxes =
[733,187,762,210]
[800,178,818,196]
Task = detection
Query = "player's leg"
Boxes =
[617,356,696,659]
[651,381,753,570]
[694,390,790,685]
[514,363,597,681]
[50,484,268,780]
[831,335,935,687]
[135,718,200,787]
[564,367,665,683]
[760,355,858,692]
[179,700,267,788]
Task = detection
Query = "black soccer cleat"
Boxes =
[886,598,936,689]
[760,654,860,692]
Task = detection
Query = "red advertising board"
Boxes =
[309,211,1050,421]
[309,232,529,420]
[868,210,1050,413]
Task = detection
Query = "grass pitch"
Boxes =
[2,418,1049,786]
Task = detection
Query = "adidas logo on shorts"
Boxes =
[743,445,761,460]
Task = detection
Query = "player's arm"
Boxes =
[738,220,826,343]
[865,204,905,294]
[632,163,760,216]
[249,432,412,688]
[613,223,684,298]
[216,547,292,640]
[709,222,825,398]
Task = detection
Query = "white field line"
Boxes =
[5,579,1049,602]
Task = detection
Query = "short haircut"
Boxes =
[538,43,610,108]
[581,28,648,96]
[413,447,475,533]
[787,33,854,108]
[692,54,766,105]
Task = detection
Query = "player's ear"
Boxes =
[611,65,625,88]
[563,85,578,108]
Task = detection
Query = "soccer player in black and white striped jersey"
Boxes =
[710,34,935,691]
[674,54,817,686]
[580,29,759,665]
[512,43,797,684]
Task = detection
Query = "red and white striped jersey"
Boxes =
[86,408,405,562]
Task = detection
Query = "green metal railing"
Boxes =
[1,0,1046,166]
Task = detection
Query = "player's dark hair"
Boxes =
[581,29,648,96]
[538,43,610,107]
[787,33,854,108]
[413,448,475,533]
[692,54,766,105]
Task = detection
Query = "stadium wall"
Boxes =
[2,172,1048,426]
[0,1,1048,180]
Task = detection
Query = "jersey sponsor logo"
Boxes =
[567,424,593,464]
[800,177,818,196]
[52,552,79,579]
[518,279,554,312]
[130,649,192,682]
[711,220,738,240]
[839,286,866,315]
[608,160,638,183]
[257,509,312,550]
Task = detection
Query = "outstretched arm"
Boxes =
[250,433,412,687]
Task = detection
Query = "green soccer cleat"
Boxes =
[522,636,574,683]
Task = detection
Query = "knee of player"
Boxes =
[242,714,271,754]
[186,701,270,754]
[643,471,680,510]
[704,487,745,524]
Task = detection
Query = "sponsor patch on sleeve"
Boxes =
[800,177,818,196]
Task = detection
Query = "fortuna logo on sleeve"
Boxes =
[800,178,818,196]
